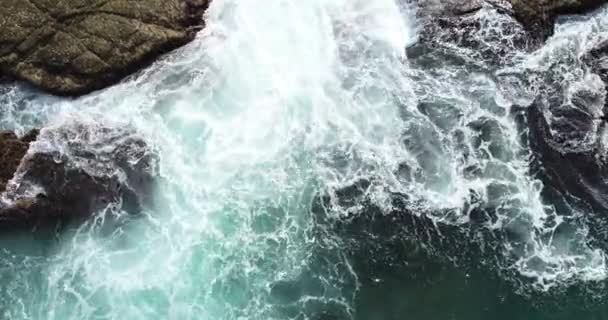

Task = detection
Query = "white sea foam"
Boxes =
[0,0,607,318]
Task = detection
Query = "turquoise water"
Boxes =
[1,0,608,319]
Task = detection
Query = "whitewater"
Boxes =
[1,0,608,319]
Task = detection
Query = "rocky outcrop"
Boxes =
[0,130,39,193]
[584,40,608,77]
[409,0,608,72]
[408,0,530,69]
[583,40,608,108]
[527,102,608,211]
[412,0,608,50]
[511,0,607,37]
[0,124,157,232]
[415,0,484,16]
[524,36,608,214]
[0,0,209,96]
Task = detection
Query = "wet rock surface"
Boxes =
[417,0,608,39]
[583,39,608,109]
[527,102,608,210]
[517,9,608,218]
[409,0,608,68]
[0,123,157,232]
[414,0,484,16]
[408,1,533,70]
[0,129,39,193]
[0,0,210,96]
[525,99,608,250]
[511,0,608,37]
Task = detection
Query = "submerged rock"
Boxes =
[527,101,608,212]
[408,1,529,69]
[585,41,608,76]
[0,0,210,96]
[511,0,607,37]
[410,0,608,65]
[0,122,157,232]
[583,39,608,108]
[0,130,39,193]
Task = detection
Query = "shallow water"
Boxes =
[1,0,608,319]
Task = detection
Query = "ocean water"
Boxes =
[1,0,608,319]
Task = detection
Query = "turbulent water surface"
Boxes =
[2,0,608,319]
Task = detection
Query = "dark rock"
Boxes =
[415,0,484,16]
[409,0,607,68]
[527,101,608,212]
[0,129,39,193]
[511,0,607,38]
[0,123,157,232]
[525,99,608,247]
[408,2,529,70]
[584,39,608,77]
[582,39,608,108]
[0,0,210,96]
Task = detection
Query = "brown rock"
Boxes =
[0,130,39,193]
[0,0,210,96]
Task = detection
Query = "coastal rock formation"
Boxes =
[411,0,608,57]
[415,0,484,16]
[527,102,608,211]
[408,0,529,69]
[0,130,39,193]
[0,0,209,95]
[511,0,608,36]
[525,34,608,217]
[410,0,608,215]
[0,123,157,232]
[583,39,608,107]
